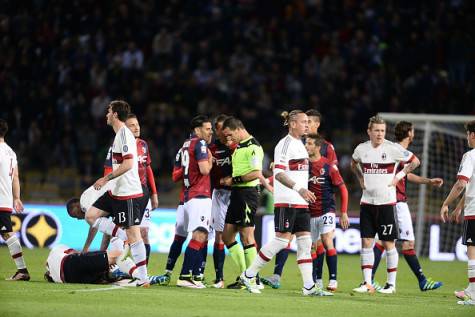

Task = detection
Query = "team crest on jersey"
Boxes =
[142,145,147,154]
[320,168,325,175]
[123,145,128,152]
[381,153,387,160]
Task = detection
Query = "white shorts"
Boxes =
[139,199,152,228]
[396,201,415,241]
[174,204,187,237]
[183,198,212,233]
[310,212,336,242]
[211,189,231,232]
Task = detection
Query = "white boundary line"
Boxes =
[73,285,124,292]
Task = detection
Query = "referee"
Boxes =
[219,117,270,288]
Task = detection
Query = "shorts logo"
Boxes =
[123,145,128,152]
[285,220,289,229]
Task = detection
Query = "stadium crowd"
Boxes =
[0,0,473,199]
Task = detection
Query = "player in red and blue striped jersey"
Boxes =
[150,147,188,286]
[306,133,349,292]
[176,115,213,288]
[209,114,236,288]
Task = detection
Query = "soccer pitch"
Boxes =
[0,248,472,317]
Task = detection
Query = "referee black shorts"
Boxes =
[225,187,259,227]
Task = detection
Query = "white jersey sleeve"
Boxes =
[351,143,363,162]
[273,135,309,207]
[110,126,143,198]
[458,149,475,217]
[0,143,17,212]
[46,245,75,283]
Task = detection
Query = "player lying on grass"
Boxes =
[44,244,141,284]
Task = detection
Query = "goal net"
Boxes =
[380,113,475,261]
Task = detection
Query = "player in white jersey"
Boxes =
[441,120,475,306]
[351,116,420,294]
[371,121,443,292]
[0,119,29,281]
[66,181,126,251]
[85,100,149,287]
[44,244,140,284]
[241,110,331,296]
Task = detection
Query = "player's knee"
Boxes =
[85,211,98,225]
[1,232,12,240]
[140,227,149,239]
[402,240,415,250]
[322,234,334,249]
[362,238,374,248]
[192,227,208,242]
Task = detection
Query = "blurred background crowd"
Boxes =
[0,0,473,206]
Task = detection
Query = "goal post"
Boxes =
[379,113,475,259]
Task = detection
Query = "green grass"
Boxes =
[0,247,472,317]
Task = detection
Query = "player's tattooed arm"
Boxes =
[350,159,365,190]
[451,194,465,224]
[391,157,421,187]
[274,172,316,203]
[441,178,467,223]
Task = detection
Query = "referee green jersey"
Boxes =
[232,136,264,187]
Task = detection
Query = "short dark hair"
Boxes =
[109,100,131,122]
[465,121,475,134]
[306,133,324,146]
[214,114,229,128]
[190,115,211,130]
[66,198,80,217]
[222,116,245,130]
[305,109,322,120]
[394,121,413,142]
[126,113,138,120]
[0,119,8,138]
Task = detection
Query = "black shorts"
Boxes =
[462,219,475,246]
[274,207,310,234]
[63,251,109,284]
[93,192,145,228]
[0,213,12,233]
[360,204,398,241]
[225,187,259,227]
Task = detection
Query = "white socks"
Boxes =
[386,247,398,286]
[361,247,374,284]
[468,259,475,299]
[130,240,148,282]
[296,235,314,290]
[6,235,26,270]
[245,236,288,278]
